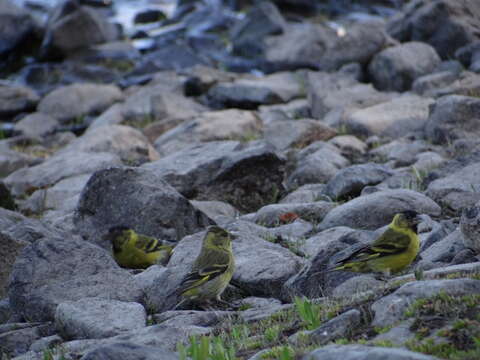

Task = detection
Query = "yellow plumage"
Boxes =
[104,226,173,269]
[330,211,421,276]
[175,225,235,308]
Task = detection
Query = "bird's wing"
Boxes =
[135,234,164,253]
[337,228,411,264]
[177,250,231,294]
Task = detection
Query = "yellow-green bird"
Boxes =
[175,225,235,308]
[104,226,173,269]
[330,211,422,276]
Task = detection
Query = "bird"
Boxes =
[174,225,235,309]
[104,226,173,269]
[329,210,422,277]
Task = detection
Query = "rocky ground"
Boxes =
[1,0,480,359]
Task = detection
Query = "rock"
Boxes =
[345,94,434,137]
[190,200,239,226]
[0,298,11,324]
[238,298,290,323]
[38,83,123,123]
[133,9,166,24]
[387,0,480,59]
[300,226,358,259]
[4,151,121,197]
[418,229,466,266]
[8,237,143,322]
[279,184,327,204]
[368,42,441,91]
[153,110,262,156]
[207,72,303,109]
[371,279,480,327]
[370,139,437,168]
[0,0,37,58]
[328,135,368,159]
[29,334,63,352]
[412,71,459,96]
[0,232,28,299]
[0,82,39,120]
[0,145,38,179]
[308,71,393,120]
[41,1,120,58]
[460,205,480,253]
[264,118,337,151]
[308,309,361,345]
[319,189,440,230]
[80,342,178,360]
[153,310,232,328]
[426,161,480,213]
[59,125,158,165]
[265,21,385,71]
[0,323,55,358]
[13,113,59,138]
[230,1,286,58]
[252,202,335,227]
[286,142,350,189]
[55,298,146,340]
[325,164,393,200]
[143,141,285,213]
[259,98,310,120]
[371,319,416,346]
[332,275,384,299]
[305,344,440,360]
[424,95,480,145]
[74,167,213,248]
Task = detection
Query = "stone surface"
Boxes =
[143,141,286,213]
[345,94,434,137]
[0,0,36,58]
[0,232,28,298]
[74,167,213,248]
[424,95,480,145]
[80,342,178,360]
[55,298,146,340]
[319,189,441,230]
[279,184,327,204]
[38,83,123,123]
[13,113,59,138]
[372,279,480,326]
[460,205,480,253]
[0,82,39,119]
[0,323,55,358]
[306,344,440,360]
[309,309,361,345]
[252,202,335,227]
[8,237,143,322]
[153,310,232,328]
[324,164,393,200]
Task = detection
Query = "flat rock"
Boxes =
[368,42,441,91]
[319,189,441,230]
[252,202,335,227]
[153,310,232,328]
[14,113,59,138]
[38,83,123,123]
[8,236,143,322]
[308,309,361,345]
[80,342,178,360]
[371,279,480,327]
[0,82,39,119]
[55,298,146,340]
[74,167,213,248]
[279,184,327,204]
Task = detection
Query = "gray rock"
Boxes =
[143,141,285,213]
[0,0,36,58]
[4,151,121,197]
[286,142,350,189]
[332,275,384,299]
[80,342,178,360]
[190,200,239,226]
[387,0,480,59]
[308,309,361,345]
[300,226,357,259]
[279,184,327,204]
[426,161,480,213]
[325,164,393,201]
[412,71,459,96]
[253,202,335,227]
[0,298,11,324]
[371,319,415,346]
[0,232,28,298]
[0,146,38,178]
[8,237,143,322]
[372,279,480,327]
[41,2,120,58]
[14,113,59,138]
[345,94,434,137]
[74,167,213,248]
[319,189,441,230]
[369,42,441,92]
[55,298,146,340]
[237,298,290,322]
[59,125,158,165]
[0,323,55,358]
[153,310,232,328]
[370,139,437,168]
[207,72,303,109]
[328,135,368,159]
[425,95,480,145]
[460,205,480,253]
[305,344,440,360]
[38,83,123,123]
[0,82,39,119]
[29,334,62,353]
[419,229,466,265]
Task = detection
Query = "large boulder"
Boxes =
[74,167,213,248]
[143,141,286,213]
[368,42,441,92]
[387,0,480,59]
[8,237,143,322]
